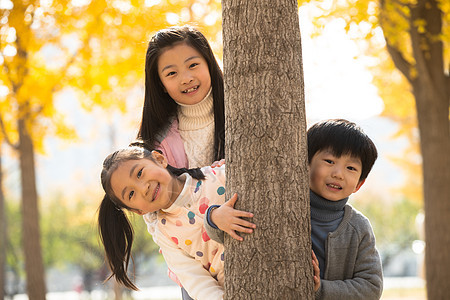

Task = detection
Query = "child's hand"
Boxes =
[211,159,225,168]
[211,193,255,241]
[312,250,321,292]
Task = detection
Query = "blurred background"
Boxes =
[2,0,445,299]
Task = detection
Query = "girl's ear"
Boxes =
[151,150,168,167]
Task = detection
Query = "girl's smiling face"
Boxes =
[110,152,183,215]
[309,150,365,201]
[157,42,211,105]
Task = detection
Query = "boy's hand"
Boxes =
[312,250,321,292]
[211,193,256,241]
[211,159,225,168]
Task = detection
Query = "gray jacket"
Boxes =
[315,205,383,299]
[204,204,383,300]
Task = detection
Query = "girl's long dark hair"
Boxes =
[138,25,225,162]
[98,145,205,290]
[98,194,137,289]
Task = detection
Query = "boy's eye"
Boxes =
[347,166,357,171]
[128,190,134,200]
[324,159,333,164]
[137,168,143,178]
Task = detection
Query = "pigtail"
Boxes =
[98,194,138,290]
[166,165,205,180]
[129,141,207,181]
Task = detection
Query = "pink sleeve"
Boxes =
[157,120,189,169]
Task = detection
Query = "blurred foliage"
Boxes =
[4,190,159,291]
[4,198,23,287]
[304,0,450,205]
[0,0,222,152]
[352,193,421,264]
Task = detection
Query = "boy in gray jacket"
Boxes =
[205,119,383,299]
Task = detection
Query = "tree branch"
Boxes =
[385,40,413,83]
[379,0,412,83]
[0,113,19,150]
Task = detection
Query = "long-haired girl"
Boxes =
[138,25,224,169]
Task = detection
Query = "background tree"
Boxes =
[308,0,449,296]
[222,0,312,298]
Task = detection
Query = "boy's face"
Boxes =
[309,150,365,201]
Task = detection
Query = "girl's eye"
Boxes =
[189,62,199,68]
[137,169,143,178]
[128,190,134,200]
[166,71,176,76]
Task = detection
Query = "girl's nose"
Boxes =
[181,71,194,85]
[139,182,150,196]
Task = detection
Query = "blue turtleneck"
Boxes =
[310,190,348,278]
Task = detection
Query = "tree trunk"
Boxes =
[413,73,450,300]
[222,1,312,299]
[416,85,450,300]
[18,118,46,300]
[0,144,6,300]
[410,2,450,298]
[384,0,450,296]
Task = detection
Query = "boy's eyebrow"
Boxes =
[160,56,201,73]
[120,164,139,201]
[348,156,362,165]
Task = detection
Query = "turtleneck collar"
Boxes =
[310,190,348,222]
[176,88,214,131]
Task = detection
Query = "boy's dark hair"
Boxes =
[307,119,378,181]
[98,143,205,290]
[138,25,225,162]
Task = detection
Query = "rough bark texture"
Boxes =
[222,1,312,299]
[385,1,450,298]
[18,119,46,300]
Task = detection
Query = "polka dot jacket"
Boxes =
[144,165,226,300]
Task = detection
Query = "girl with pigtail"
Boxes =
[98,145,237,299]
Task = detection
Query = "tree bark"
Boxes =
[18,118,46,300]
[409,2,450,299]
[222,1,312,299]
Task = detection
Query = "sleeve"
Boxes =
[155,232,224,300]
[204,205,225,244]
[202,166,226,243]
[316,219,383,300]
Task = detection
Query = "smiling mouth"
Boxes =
[182,86,199,93]
[327,183,342,190]
[152,183,160,201]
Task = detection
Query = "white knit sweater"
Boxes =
[176,89,215,168]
